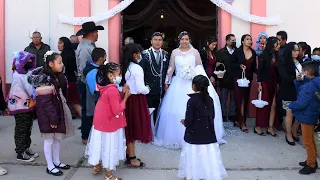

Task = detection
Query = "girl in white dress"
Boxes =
[154,31,226,149]
[178,75,227,180]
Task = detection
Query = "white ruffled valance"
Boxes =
[57,0,281,26]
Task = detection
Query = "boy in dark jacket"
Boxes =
[81,48,106,144]
[289,61,320,175]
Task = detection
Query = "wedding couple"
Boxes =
[140,31,226,149]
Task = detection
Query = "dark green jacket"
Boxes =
[24,42,50,67]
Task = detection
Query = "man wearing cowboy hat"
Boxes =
[75,21,104,144]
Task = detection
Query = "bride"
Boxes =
[153,31,226,149]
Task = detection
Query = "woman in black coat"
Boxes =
[231,34,257,133]
[255,37,281,136]
[58,37,81,118]
[278,42,301,146]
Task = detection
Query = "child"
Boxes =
[0,76,8,176]
[27,51,75,176]
[82,47,107,145]
[255,32,268,56]
[120,43,152,167]
[7,51,38,162]
[178,75,227,180]
[86,62,130,180]
[289,61,320,175]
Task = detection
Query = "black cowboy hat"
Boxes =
[76,21,104,36]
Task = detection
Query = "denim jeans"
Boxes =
[77,80,90,140]
[220,88,236,117]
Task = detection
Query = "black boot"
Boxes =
[299,161,318,169]
[299,165,316,175]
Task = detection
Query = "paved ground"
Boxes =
[0,116,319,180]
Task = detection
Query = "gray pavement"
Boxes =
[0,116,319,180]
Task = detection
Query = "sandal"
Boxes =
[92,166,103,175]
[233,121,240,127]
[254,127,266,136]
[126,156,146,168]
[266,127,278,137]
[105,175,122,180]
[240,124,249,133]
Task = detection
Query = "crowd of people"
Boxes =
[0,20,320,179]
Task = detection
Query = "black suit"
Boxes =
[139,48,170,123]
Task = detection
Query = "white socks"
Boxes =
[44,139,57,172]
[52,139,66,167]
[44,138,65,173]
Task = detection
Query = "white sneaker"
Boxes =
[26,148,39,158]
[17,151,35,162]
[0,166,7,176]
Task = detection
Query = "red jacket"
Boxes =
[93,84,127,132]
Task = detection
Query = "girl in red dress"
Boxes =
[120,43,152,167]
[256,37,281,136]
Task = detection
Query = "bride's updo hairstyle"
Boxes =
[178,31,192,44]
[192,75,210,104]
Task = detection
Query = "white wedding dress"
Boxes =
[153,48,226,149]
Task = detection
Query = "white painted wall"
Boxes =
[267,0,320,49]
[231,0,251,45]
[5,0,74,83]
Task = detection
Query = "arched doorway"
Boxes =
[121,0,218,52]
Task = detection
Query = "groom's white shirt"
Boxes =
[151,47,163,60]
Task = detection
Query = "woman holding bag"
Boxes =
[231,34,257,133]
[255,37,281,136]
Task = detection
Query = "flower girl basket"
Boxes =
[213,63,226,79]
[236,69,250,87]
[251,91,269,108]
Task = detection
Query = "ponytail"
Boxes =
[192,75,210,104]
[306,45,312,59]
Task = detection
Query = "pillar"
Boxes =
[74,0,91,35]
[218,0,233,49]
[249,0,267,118]
[0,0,5,93]
[108,0,121,63]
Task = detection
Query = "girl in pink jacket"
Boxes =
[85,62,130,180]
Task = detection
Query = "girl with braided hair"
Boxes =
[85,62,130,180]
[178,75,227,180]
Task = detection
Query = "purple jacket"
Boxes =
[27,67,68,134]
[7,51,36,114]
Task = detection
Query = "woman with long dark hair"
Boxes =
[278,42,301,145]
[58,37,81,118]
[120,43,152,167]
[200,37,218,86]
[231,34,257,133]
[255,37,281,136]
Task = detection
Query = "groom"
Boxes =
[140,32,170,123]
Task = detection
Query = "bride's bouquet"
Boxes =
[178,64,195,80]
